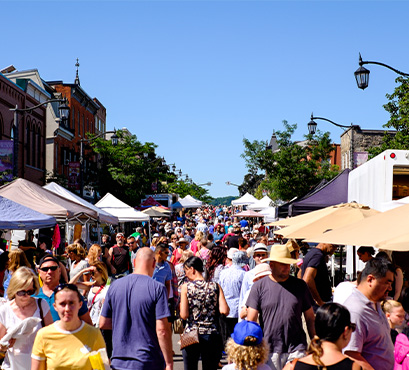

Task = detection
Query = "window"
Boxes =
[72,107,75,131]
[37,129,41,168]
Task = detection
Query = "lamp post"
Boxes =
[225,181,240,187]
[197,182,212,186]
[10,98,69,177]
[307,113,355,170]
[354,53,409,90]
[79,130,118,198]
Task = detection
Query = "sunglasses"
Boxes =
[39,265,59,272]
[16,289,35,297]
[54,283,79,294]
[349,323,356,332]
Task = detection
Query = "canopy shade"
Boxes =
[172,195,202,209]
[96,193,150,222]
[231,193,258,206]
[305,202,409,248]
[278,169,350,218]
[275,202,379,240]
[0,178,98,222]
[142,207,171,218]
[247,195,273,210]
[0,195,56,229]
[44,182,119,225]
[234,210,263,218]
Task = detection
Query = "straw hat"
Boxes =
[261,244,300,265]
[285,239,300,253]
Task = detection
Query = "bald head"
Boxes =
[134,247,156,276]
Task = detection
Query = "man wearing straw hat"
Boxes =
[246,244,316,370]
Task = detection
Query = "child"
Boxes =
[382,300,406,344]
[223,320,270,370]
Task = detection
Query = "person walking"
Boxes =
[100,247,173,370]
[247,244,315,370]
[282,303,361,370]
[180,256,229,370]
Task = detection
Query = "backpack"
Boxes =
[394,333,409,370]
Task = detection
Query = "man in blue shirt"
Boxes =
[152,244,172,298]
[100,247,173,370]
[34,255,92,324]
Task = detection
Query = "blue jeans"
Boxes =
[182,332,223,370]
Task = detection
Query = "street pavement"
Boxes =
[172,332,228,370]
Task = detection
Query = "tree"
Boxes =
[241,120,339,201]
[368,77,409,157]
[89,130,173,205]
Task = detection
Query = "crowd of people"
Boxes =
[0,205,407,370]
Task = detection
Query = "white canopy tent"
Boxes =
[44,182,119,225]
[247,195,273,210]
[258,206,277,223]
[96,193,150,222]
[172,195,203,209]
[231,192,258,206]
[182,195,203,206]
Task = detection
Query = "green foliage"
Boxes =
[208,196,236,206]
[238,173,264,196]
[368,77,409,158]
[165,180,213,204]
[89,130,174,205]
[241,120,339,202]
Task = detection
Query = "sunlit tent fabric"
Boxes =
[44,182,119,225]
[234,210,263,217]
[258,207,277,223]
[247,195,273,210]
[231,193,258,206]
[277,169,350,218]
[172,195,203,209]
[0,178,98,222]
[142,207,171,218]
[96,193,149,222]
[0,195,56,229]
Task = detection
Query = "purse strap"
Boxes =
[38,298,45,328]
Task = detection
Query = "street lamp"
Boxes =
[307,113,357,169]
[10,98,69,177]
[225,181,240,187]
[79,130,118,198]
[197,182,212,186]
[354,53,409,90]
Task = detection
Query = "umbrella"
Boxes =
[267,205,338,227]
[374,232,409,251]
[233,210,263,218]
[274,202,379,240]
[142,207,171,218]
[304,201,409,247]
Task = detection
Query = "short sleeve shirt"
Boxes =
[152,261,172,286]
[246,275,313,354]
[101,274,170,370]
[343,288,394,369]
[301,248,332,302]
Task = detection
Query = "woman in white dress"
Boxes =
[0,266,53,370]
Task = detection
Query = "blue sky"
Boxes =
[2,1,409,198]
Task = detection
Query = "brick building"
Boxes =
[340,125,396,170]
[0,71,47,185]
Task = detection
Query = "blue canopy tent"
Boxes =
[0,196,56,230]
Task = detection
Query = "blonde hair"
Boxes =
[151,237,160,247]
[195,231,204,241]
[7,266,39,300]
[87,244,102,265]
[382,299,403,313]
[225,337,269,370]
[8,249,31,273]
[91,261,108,285]
[67,243,87,259]
[179,250,194,264]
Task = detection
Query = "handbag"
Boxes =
[180,327,199,349]
[173,318,185,334]
[180,281,211,349]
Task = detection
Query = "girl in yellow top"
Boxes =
[31,283,106,370]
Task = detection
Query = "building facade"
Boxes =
[0,71,47,185]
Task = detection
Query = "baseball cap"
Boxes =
[39,255,60,268]
[231,320,263,346]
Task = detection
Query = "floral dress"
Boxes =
[186,280,218,335]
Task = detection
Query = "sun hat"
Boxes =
[286,239,300,253]
[227,248,239,260]
[231,320,263,346]
[177,238,188,245]
[261,244,300,265]
[253,243,268,253]
[252,263,272,281]
[232,251,249,267]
